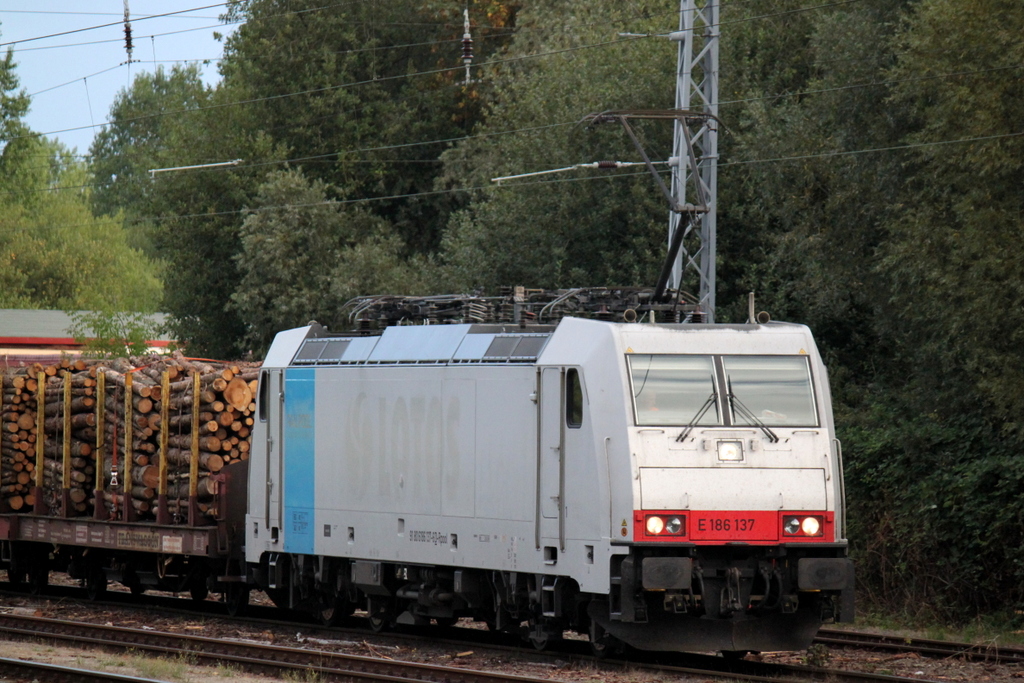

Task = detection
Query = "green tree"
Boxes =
[89,64,210,230]
[0,145,163,311]
[219,0,516,253]
[436,1,674,292]
[66,310,167,358]
[229,169,428,355]
[883,0,1024,426]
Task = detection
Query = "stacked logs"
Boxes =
[1,352,260,522]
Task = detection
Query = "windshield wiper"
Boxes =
[727,379,779,443]
[676,377,718,442]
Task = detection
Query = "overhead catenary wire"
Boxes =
[2,0,1006,203]
[8,52,1022,198]
[0,1,238,48]
[3,128,1016,229]
[10,0,840,144]
[7,34,647,145]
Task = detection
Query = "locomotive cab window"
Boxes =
[566,368,583,428]
[722,355,818,427]
[629,355,719,426]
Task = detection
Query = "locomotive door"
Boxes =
[536,367,564,552]
[265,368,284,536]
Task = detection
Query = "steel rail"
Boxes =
[816,628,1024,664]
[0,613,555,683]
[0,655,169,683]
[0,612,950,683]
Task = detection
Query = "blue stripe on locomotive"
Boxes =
[284,367,316,554]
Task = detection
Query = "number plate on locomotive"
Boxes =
[689,511,778,541]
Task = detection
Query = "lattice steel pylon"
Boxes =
[669,0,719,322]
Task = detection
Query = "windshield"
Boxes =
[629,355,718,426]
[723,355,818,427]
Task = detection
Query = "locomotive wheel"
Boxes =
[588,620,611,658]
[367,597,394,633]
[318,594,353,627]
[527,620,560,651]
[529,631,551,651]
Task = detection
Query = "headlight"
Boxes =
[717,440,743,461]
[783,515,824,537]
[643,514,685,536]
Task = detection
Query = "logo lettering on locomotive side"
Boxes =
[285,412,313,429]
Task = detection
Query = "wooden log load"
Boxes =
[1,351,261,521]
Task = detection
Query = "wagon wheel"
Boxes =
[189,579,209,602]
[225,583,250,617]
[27,563,49,595]
[85,566,108,601]
[6,559,26,587]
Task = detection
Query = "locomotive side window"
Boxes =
[629,355,719,426]
[566,368,583,428]
[258,370,269,422]
[722,356,818,427]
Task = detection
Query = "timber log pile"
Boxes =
[1,352,260,522]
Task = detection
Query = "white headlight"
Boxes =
[666,517,683,534]
[646,516,665,534]
[801,516,821,536]
[718,440,743,461]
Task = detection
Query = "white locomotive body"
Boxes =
[246,315,853,653]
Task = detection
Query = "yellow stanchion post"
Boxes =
[94,371,106,520]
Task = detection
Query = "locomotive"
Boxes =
[247,289,854,654]
[0,289,853,655]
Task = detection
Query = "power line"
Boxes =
[719,130,1024,167]
[8,128,1017,227]
[9,34,645,144]
[12,52,1022,195]
[720,63,1024,107]
[0,2,238,48]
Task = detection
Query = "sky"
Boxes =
[0,2,234,155]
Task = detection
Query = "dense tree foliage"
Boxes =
[0,41,161,313]
[437,2,673,290]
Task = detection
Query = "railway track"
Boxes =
[817,627,1024,664]
[0,655,168,683]
[0,610,953,683]
[0,612,559,683]
[3,581,1011,683]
